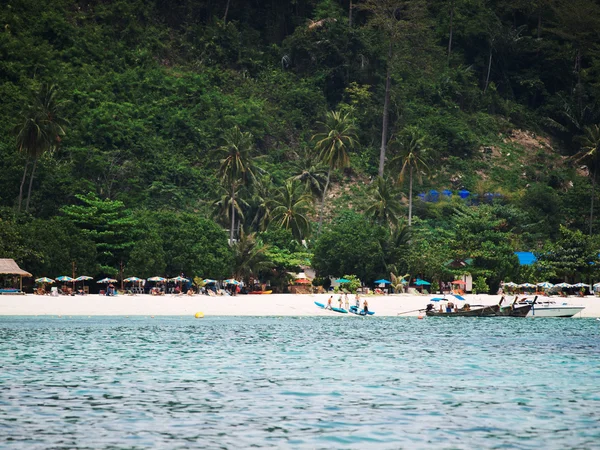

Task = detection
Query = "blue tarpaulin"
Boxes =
[458,189,470,199]
[515,251,537,265]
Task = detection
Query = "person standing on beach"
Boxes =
[344,293,349,311]
[363,299,369,314]
[338,295,343,309]
[355,294,360,308]
[326,296,333,310]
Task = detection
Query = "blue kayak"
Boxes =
[315,301,347,314]
[349,305,375,316]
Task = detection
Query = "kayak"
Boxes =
[349,305,375,316]
[314,301,348,314]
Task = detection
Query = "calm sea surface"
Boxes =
[0,316,599,449]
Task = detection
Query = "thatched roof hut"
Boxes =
[0,259,32,291]
[0,259,32,277]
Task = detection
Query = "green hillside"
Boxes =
[2,0,600,291]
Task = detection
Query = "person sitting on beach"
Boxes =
[187,288,194,296]
[326,296,333,310]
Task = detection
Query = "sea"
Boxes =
[0,316,599,449]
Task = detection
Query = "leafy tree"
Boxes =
[61,192,137,276]
[270,180,312,242]
[312,110,358,234]
[15,84,67,212]
[571,124,600,234]
[391,126,430,226]
[535,225,600,282]
[312,211,388,282]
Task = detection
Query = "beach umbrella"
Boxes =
[148,276,166,282]
[295,278,311,284]
[502,281,517,287]
[124,277,142,282]
[56,276,74,282]
[554,282,572,288]
[572,282,590,288]
[518,283,536,288]
[451,280,466,286]
[75,275,93,282]
[224,279,240,285]
[97,278,117,283]
[203,279,216,284]
[374,279,391,284]
[415,279,431,286]
[169,276,190,283]
[335,278,350,283]
[35,277,54,283]
[536,282,553,289]
[593,282,600,288]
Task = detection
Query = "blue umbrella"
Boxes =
[415,279,431,286]
[335,278,350,283]
[374,279,391,284]
[458,189,470,199]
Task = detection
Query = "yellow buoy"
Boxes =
[195,312,204,318]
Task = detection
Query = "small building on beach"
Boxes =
[0,258,32,292]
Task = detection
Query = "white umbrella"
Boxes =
[554,282,572,288]
[593,282,600,288]
[502,281,518,287]
[536,282,554,288]
[572,282,590,288]
[518,283,536,288]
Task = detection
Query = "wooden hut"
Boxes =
[0,259,32,292]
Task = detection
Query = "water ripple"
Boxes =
[1,316,599,448]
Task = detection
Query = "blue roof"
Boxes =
[515,251,537,265]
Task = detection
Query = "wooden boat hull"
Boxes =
[498,304,533,317]
[249,290,272,294]
[425,304,500,317]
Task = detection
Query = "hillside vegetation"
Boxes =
[2,0,600,291]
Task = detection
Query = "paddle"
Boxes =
[397,308,426,316]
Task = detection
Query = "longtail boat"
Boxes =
[498,296,537,317]
[424,303,500,317]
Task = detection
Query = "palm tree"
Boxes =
[572,124,600,234]
[270,180,312,242]
[365,176,403,228]
[232,231,273,283]
[212,184,248,232]
[289,150,328,201]
[391,126,430,226]
[214,126,257,243]
[15,84,67,212]
[249,175,275,232]
[312,110,358,234]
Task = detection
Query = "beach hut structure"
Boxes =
[0,259,32,292]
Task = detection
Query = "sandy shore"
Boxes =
[0,293,599,317]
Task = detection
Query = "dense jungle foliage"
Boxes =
[2,0,600,291]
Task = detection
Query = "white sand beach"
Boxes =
[1,293,599,317]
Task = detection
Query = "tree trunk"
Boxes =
[349,0,353,28]
[230,183,236,245]
[379,42,393,177]
[18,161,29,212]
[590,168,596,235]
[25,158,37,213]
[318,169,331,236]
[447,0,455,65]
[408,166,414,226]
[223,0,231,23]
[484,49,493,93]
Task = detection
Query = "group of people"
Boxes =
[325,293,369,313]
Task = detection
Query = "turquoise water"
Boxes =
[1,317,599,449]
